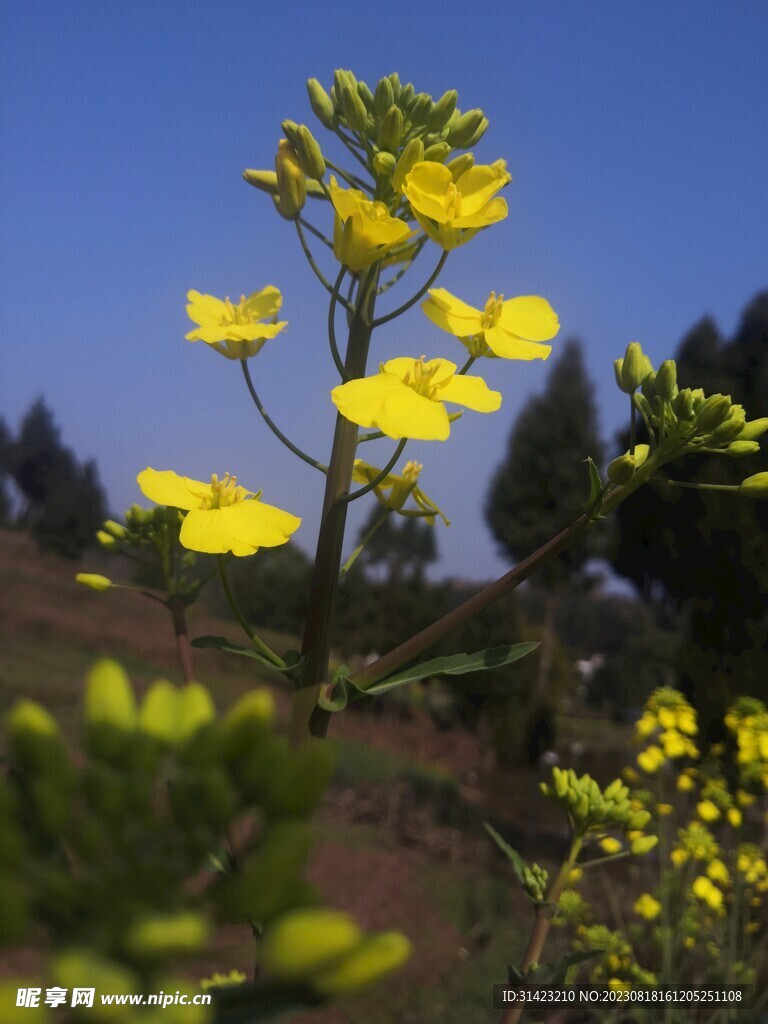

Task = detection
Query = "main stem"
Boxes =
[289,268,379,747]
[169,597,194,684]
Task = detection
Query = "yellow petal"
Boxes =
[403,162,454,222]
[498,296,560,342]
[453,196,508,229]
[436,373,502,413]
[484,326,552,361]
[180,508,256,555]
[243,285,283,320]
[137,468,210,511]
[331,374,403,429]
[225,499,302,548]
[378,386,450,440]
[422,289,485,338]
[186,290,227,324]
[455,163,511,216]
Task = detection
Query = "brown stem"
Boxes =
[501,839,582,1024]
[352,515,591,691]
[169,597,194,684]
[289,268,379,747]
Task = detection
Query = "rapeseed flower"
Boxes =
[329,178,411,270]
[186,288,287,360]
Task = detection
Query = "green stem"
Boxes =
[295,220,353,312]
[660,479,738,493]
[340,439,406,503]
[290,266,380,746]
[630,395,637,454]
[217,556,286,668]
[376,237,428,296]
[328,268,352,381]
[240,360,328,473]
[371,250,448,328]
[168,596,195,684]
[339,508,392,580]
[298,216,333,249]
[325,159,371,192]
[458,355,476,375]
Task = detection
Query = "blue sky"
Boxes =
[2,1,767,579]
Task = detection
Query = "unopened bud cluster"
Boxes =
[522,862,549,901]
[541,768,655,853]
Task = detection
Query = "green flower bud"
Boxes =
[357,80,375,112]
[447,109,485,147]
[446,152,474,181]
[627,809,651,830]
[103,519,127,539]
[372,151,397,178]
[295,125,326,180]
[387,72,402,101]
[243,168,325,199]
[126,912,209,959]
[607,454,636,486]
[341,83,368,131]
[630,834,658,855]
[673,388,696,420]
[641,370,657,399]
[740,473,768,499]
[423,141,452,163]
[392,137,424,192]
[738,417,768,442]
[261,909,363,981]
[696,394,732,433]
[620,342,651,393]
[307,78,335,127]
[398,82,415,110]
[464,116,490,148]
[76,573,113,592]
[85,659,137,733]
[554,767,569,798]
[726,440,761,458]
[711,414,747,444]
[655,360,677,400]
[274,139,306,218]
[96,530,118,550]
[280,119,301,148]
[429,89,458,131]
[314,932,411,995]
[408,92,433,126]
[613,358,624,389]
[377,105,403,152]
[374,77,394,116]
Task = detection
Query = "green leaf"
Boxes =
[484,822,527,887]
[583,456,604,516]
[362,643,538,695]
[192,636,303,676]
[535,949,604,986]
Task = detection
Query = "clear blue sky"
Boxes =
[2,1,767,579]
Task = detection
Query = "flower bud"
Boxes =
[423,141,451,163]
[740,472,768,499]
[314,932,411,995]
[726,441,761,458]
[429,90,458,131]
[696,394,732,433]
[341,83,368,131]
[307,78,335,127]
[464,116,489,147]
[126,912,209,958]
[387,72,402,101]
[392,138,424,192]
[408,92,433,126]
[620,342,650,393]
[398,82,415,109]
[357,81,375,112]
[372,151,397,178]
[295,125,326,180]
[280,119,301,149]
[275,139,306,218]
[103,519,127,540]
[85,659,137,732]
[607,454,636,486]
[613,359,624,390]
[96,530,118,550]
[447,109,485,147]
[76,573,113,592]
[673,388,696,420]
[374,77,394,116]
[630,834,658,855]
[627,809,651,830]
[655,360,677,400]
[377,105,403,152]
[641,370,657,399]
[446,152,474,181]
[738,418,768,442]
[260,910,363,981]
[711,413,747,444]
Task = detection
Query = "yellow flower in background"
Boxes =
[137,468,300,556]
[706,859,730,885]
[329,177,412,271]
[634,894,661,920]
[677,773,696,793]
[352,459,449,525]
[727,807,742,828]
[186,287,287,359]
[331,357,501,441]
[637,745,665,774]
[692,876,724,911]
[599,837,623,854]
[402,160,510,250]
[671,848,689,868]
[422,288,559,360]
[697,799,721,823]
[657,803,674,816]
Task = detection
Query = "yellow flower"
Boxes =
[329,177,412,271]
[637,745,665,774]
[352,459,449,525]
[331,357,501,441]
[635,712,658,740]
[671,848,689,868]
[697,799,721,823]
[568,867,583,885]
[634,894,661,920]
[727,807,742,828]
[706,859,730,885]
[137,468,300,556]
[677,773,696,793]
[421,288,559,360]
[692,876,723,911]
[402,160,510,250]
[657,803,674,816]
[185,287,287,359]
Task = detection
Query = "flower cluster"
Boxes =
[725,696,768,790]
[635,687,699,773]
